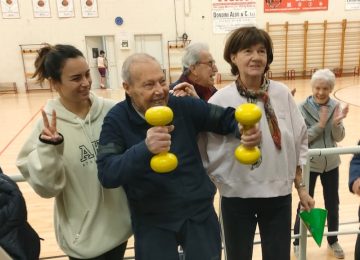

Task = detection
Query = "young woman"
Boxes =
[16,44,132,260]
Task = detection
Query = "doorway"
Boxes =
[85,36,118,89]
[134,34,164,69]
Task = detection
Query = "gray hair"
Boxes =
[182,42,209,69]
[122,53,157,84]
[311,69,336,91]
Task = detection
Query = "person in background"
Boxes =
[97,50,108,89]
[293,68,349,259]
[170,42,218,101]
[16,44,132,260]
[349,140,360,260]
[96,53,261,260]
[201,26,315,260]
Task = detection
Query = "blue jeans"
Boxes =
[221,195,292,260]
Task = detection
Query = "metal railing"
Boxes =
[6,175,185,260]
[7,145,360,259]
[298,145,360,260]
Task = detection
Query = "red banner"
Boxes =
[264,0,328,12]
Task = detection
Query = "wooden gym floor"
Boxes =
[0,76,359,259]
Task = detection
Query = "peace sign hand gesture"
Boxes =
[40,109,63,143]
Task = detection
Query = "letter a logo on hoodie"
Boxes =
[79,145,95,162]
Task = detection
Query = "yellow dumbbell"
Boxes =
[234,103,262,165]
[145,106,178,173]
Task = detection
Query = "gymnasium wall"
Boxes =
[0,0,359,91]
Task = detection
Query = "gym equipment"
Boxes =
[145,106,178,173]
[234,103,262,165]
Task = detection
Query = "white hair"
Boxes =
[182,42,209,69]
[311,69,336,91]
[122,53,157,84]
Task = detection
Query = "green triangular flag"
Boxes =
[300,208,327,247]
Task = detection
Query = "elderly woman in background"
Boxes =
[170,42,218,101]
[293,68,349,259]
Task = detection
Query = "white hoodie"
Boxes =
[17,92,132,258]
[202,81,308,198]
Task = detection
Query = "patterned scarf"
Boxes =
[235,77,282,150]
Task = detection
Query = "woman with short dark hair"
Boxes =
[202,26,315,260]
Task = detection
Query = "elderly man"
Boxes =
[170,42,218,101]
[97,53,260,260]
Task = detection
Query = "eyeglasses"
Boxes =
[196,60,216,68]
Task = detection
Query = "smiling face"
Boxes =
[231,43,267,84]
[312,79,332,105]
[123,58,168,114]
[52,56,92,107]
[189,50,218,88]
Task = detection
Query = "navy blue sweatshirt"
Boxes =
[97,95,238,231]
[349,141,360,193]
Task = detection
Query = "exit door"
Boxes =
[134,34,164,69]
[85,36,119,89]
